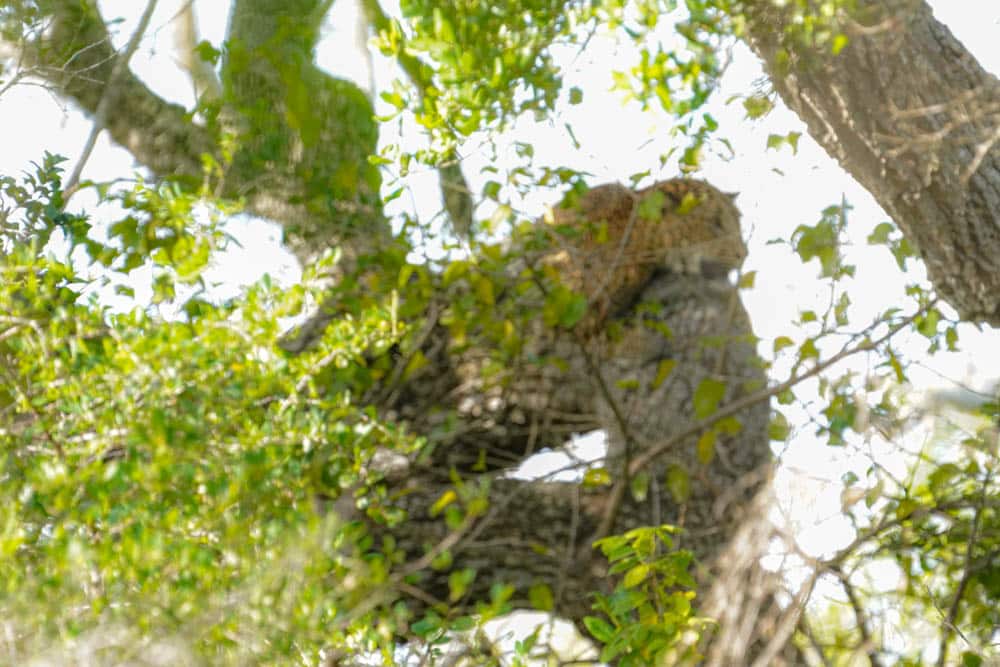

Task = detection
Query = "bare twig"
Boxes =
[830,564,885,667]
[937,470,992,667]
[628,299,937,477]
[64,0,160,197]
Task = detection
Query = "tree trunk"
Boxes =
[357,267,773,643]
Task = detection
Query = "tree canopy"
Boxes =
[2,1,1000,665]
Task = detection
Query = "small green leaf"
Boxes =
[430,489,457,517]
[584,467,613,488]
[194,40,221,64]
[773,336,794,354]
[716,416,742,436]
[961,652,984,667]
[831,33,849,55]
[630,471,650,502]
[867,222,894,245]
[638,189,666,221]
[448,568,476,601]
[887,349,906,383]
[559,292,588,328]
[450,616,475,632]
[529,583,554,611]
[693,378,726,419]
[583,616,615,643]
[666,465,691,503]
[651,359,677,389]
[743,94,774,119]
[916,308,940,338]
[431,550,453,571]
[482,180,502,200]
[696,430,717,464]
[411,614,442,638]
[798,338,819,361]
[895,498,918,520]
[623,563,650,588]
[768,411,791,441]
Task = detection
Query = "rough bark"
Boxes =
[361,268,773,640]
[741,0,1000,325]
[21,0,389,265]
[27,0,213,180]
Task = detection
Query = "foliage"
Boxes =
[586,526,705,665]
[0,161,419,662]
[2,0,1000,665]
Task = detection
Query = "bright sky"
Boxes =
[3,1,1000,658]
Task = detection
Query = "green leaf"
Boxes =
[194,40,221,64]
[637,189,666,222]
[558,292,588,328]
[412,614,443,638]
[915,308,940,338]
[768,411,791,441]
[651,359,677,389]
[743,94,774,119]
[583,616,615,643]
[666,465,691,503]
[584,468,613,488]
[693,378,726,419]
[630,471,650,502]
[450,616,475,632]
[696,430,717,464]
[895,498,918,520]
[529,583,554,611]
[430,489,457,517]
[798,338,819,361]
[887,348,906,383]
[715,416,742,436]
[773,336,794,354]
[623,563,650,588]
[867,222,894,245]
[831,33,849,55]
[482,180,502,200]
[380,90,406,109]
[448,568,476,601]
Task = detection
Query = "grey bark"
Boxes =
[363,267,772,642]
[741,0,1000,325]
[22,0,389,266]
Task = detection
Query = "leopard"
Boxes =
[538,178,747,332]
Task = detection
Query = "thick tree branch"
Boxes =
[64,0,160,195]
[26,0,214,181]
[742,0,1000,325]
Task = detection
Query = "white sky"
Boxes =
[3,1,1000,658]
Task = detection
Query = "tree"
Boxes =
[2,1,999,665]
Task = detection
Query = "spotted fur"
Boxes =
[540,179,746,330]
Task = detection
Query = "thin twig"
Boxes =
[64,0,160,197]
[937,470,992,667]
[628,299,936,477]
[830,564,885,667]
